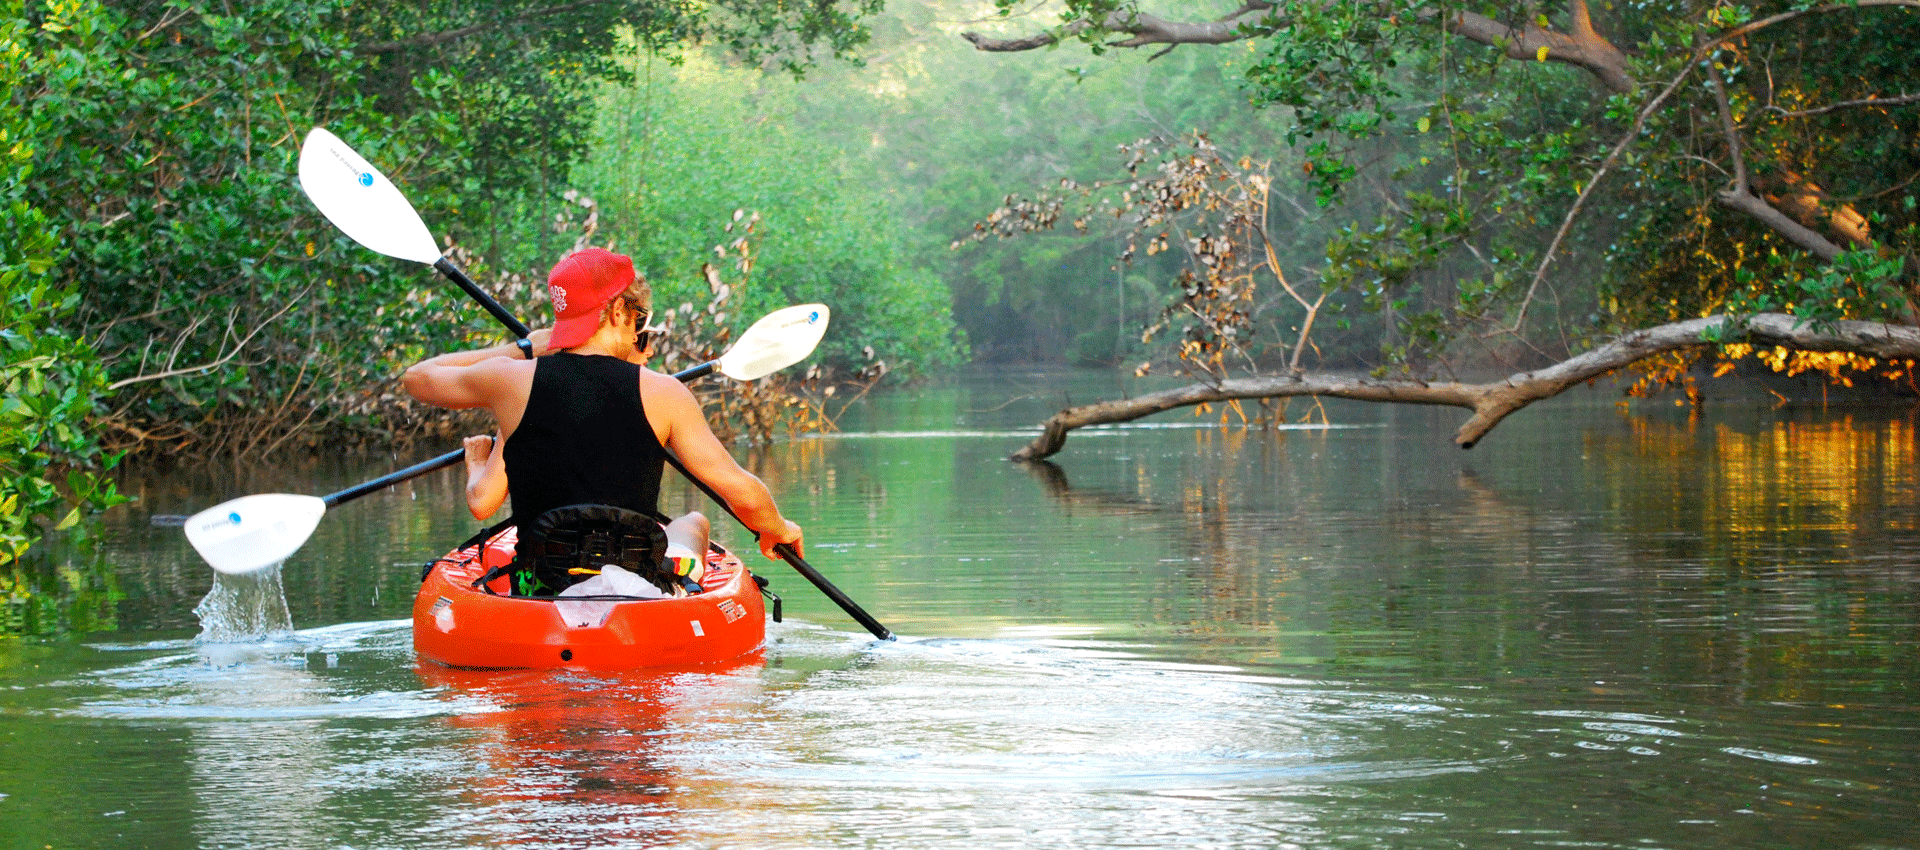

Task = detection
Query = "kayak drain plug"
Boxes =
[560,649,573,661]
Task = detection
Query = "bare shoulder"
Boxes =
[474,355,539,390]
[638,367,709,447]
[638,368,703,420]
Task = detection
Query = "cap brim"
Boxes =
[548,313,600,349]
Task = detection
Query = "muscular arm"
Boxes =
[642,372,804,559]
[400,340,536,434]
[463,434,508,520]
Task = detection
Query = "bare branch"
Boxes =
[1707,0,1920,48]
[105,297,302,392]
[963,1,1637,92]
[1714,188,1846,260]
[963,4,1281,52]
[1706,56,1748,193]
[1768,91,1920,118]
[1432,4,1634,93]
[138,5,196,41]
[1692,58,1851,257]
[962,21,1077,52]
[1011,313,1920,461]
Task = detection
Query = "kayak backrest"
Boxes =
[515,504,673,597]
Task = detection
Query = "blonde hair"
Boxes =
[600,276,652,323]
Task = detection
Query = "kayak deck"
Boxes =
[412,526,767,669]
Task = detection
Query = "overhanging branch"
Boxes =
[1009,313,1920,461]
[962,0,1637,92]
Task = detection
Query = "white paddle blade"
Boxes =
[717,304,831,381]
[184,494,328,575]
[297,127,443,265]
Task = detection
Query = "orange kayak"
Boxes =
[412,526,768,669]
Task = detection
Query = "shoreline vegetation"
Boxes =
[4,2,956,580]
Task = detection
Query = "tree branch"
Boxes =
[1747,170,1874,250]
[965,1,1920,99]
[1695,56,1853,259]
[1010,313,1920,461]
[105,297,300,392]
[1432,2,1634,93]
[963,1,1637,92]
[1706,55,1748,193]
[964,4,1284,52]
[1512,52,1704,329]
[1768,91,1920,118]
[1714,188,1847,260]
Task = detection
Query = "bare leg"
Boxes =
[663,511,711,592]
[664,511,710,559]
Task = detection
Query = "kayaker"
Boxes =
[460,429,714,593]
[402,247,804,595]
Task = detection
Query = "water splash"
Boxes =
[193,564,295,642]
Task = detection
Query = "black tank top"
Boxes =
[503,353,668,542]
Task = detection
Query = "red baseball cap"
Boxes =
[546,248,635,349]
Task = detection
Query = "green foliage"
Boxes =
[1708,248,1910,340]
[1240,0,1424,204]
[2,531,121,637]
[1600,5,1920,331]
[572,50,965,378]
[8,0,892,457]
[1,0,128,569]
[18,0,464,453]
[972,0,1920,381]
[5,0,892,592]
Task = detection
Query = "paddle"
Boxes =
[286,125,892,640]
[184,304,830,576]
[297,127,529,337]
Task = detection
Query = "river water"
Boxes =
[3,369,1917,849]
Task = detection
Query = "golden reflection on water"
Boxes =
[1609,411,1917,546]
[992,406,1920,705]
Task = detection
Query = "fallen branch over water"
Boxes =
[1010,313,1920,461]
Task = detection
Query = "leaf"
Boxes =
[1536,46,1550,62]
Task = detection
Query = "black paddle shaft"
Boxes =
[434,257,530,339]
[322,449,463,508]
[660,451,894,641]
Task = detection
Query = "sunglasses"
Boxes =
[628,303,657,350]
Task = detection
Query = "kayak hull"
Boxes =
[412,526,767,670]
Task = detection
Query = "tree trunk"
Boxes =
[1010,313,1920,461]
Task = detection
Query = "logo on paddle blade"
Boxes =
[325,147,377,189]
[194,511,243,535]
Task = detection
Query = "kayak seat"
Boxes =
[507,504,678,598]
